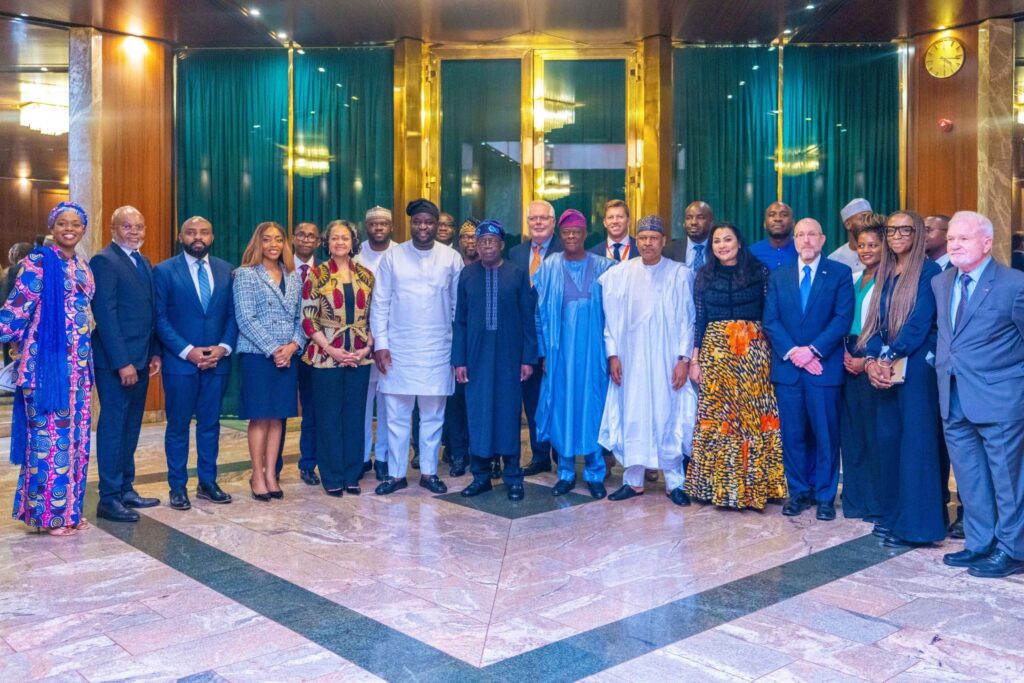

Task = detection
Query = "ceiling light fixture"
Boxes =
[277,31,287,39]
[805,3,815,9]
[250,7,260,16]
[783,29,793,35]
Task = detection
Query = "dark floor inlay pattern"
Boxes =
[90,485,908,682]
[435,480,595,519]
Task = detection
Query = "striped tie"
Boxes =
[197,260,212,312]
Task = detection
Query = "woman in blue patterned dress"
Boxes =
[0,202,95,536]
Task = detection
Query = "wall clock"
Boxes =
[925,37,965,79]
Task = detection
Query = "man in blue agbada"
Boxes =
[452,219,538,501]
[532,209,614,499]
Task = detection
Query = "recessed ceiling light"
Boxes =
[783,28,793,35]
[937,25,947,30]
[40,67,48,72]
[20,12,28,17]
[296,49,305,54]
[752,65,760,70]
[318,66,325,73]
[249,7,260,16]
[277,31,287,39]
[805,3,815,9]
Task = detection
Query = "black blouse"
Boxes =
[694,264,770,347]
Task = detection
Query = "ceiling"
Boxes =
[0,0,1021,48]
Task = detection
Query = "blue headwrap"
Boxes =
[636,214,665,233]
[9,202,85,464]
[475,219,505,240]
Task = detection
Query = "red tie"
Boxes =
[301,264,310,281]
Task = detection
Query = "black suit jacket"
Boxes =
[588,236,639,260]
[90,243,158,371]
[1013,251,1024,273]
[509,234,563,275]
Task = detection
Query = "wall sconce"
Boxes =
[937,118,954,132]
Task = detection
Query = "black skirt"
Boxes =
[238,352,298,420]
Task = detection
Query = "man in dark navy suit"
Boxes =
[91,206,162,523]
[763,218,854,520]
[509,200,562,476]
[153,216,238,511]
[588,199,638,263]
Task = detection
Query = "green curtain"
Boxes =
[293,48,393,232]
[544,60,626,249]
[176,50,290,265]
[673,47,778,243]
[440,59,521,240]
[782,46,899,246]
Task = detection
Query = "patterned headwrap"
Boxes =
[47,201,88,230]
[365,206,392,222]
[459,218,480,237]
[475,219,505,240]
[405,198,440,220]
[558,209,587,230]
[636,215,665,234]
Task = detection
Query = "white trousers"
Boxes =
[383,394,445,479]
[363,375,388,463]
[623,457,685,492]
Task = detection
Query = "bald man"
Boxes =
[665,201,714,269]
[750,202,798,271]
[763,218,854,520]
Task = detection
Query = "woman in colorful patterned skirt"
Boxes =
[685,223,787,510]
[0,202,95,535]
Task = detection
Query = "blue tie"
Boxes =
[612,242,622,262]
[800,264,812,311]
[954,273,971,331]
[196,260,212,312]
[692,244,705,271]
[130,251,149,284]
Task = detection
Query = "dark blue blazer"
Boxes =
[587,236,639,260]
[763,257,854,387]
[90,243,158,371]
[509,234,563,275]
[153,253,238,376]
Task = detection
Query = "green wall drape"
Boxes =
[293,48,393,231]
[176,50,289,265]
[782,46,899,246]
[673,47,779,243]
[440,59,521,240]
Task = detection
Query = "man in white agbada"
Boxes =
[599,214,698,506]
[371,198,463,495]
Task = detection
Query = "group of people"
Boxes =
[3,193,1023,581]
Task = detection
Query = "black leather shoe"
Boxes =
[325,488,343,497]
[490,459,503,480]
[345,486,361,495]
[250,479,271,502]
[375,477,408,495]
[450,458,468,477]
[608,485,644,501]
[300,469,321,486]
[943,548,991,568]
[96,499,140,522]
[552,479,576,496]
[872,524,891,538]
[420,475,448,494]
[507,484,525,501]
[588,482,607,500]
[374,460,388,482]
[883,535,935,549]
[523,460,552,476]
[267,489,284,500]
[362,460,373,473]
[782,496,811,516]
[461,480,493,498]
[411,454,420,470]
[948,518,965,540]
[668,488,691,506]
[169,488,191,510]
[121,490,159,508]
[196,482,232,504]
[968,550,1024,578]
[816,502,836,521]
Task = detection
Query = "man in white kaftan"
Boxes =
[599,214,698,506]
[371,198,463,495]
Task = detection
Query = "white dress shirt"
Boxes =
[179,252,231,360]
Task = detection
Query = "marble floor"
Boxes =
[1,421,1023,682]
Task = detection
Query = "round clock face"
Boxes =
[925,37,965,79]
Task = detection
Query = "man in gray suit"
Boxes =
[934,210,1024,578]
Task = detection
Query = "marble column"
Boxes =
[68,28,104,257]
[976,19,1014,262]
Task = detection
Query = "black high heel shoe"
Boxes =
[250,479,272,502]
[267,489,284,500]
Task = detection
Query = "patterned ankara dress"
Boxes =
[685,263,787,510]
[0,248,95,529]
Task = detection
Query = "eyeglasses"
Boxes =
[885,225,915,236]
[294,232,320,241]
[438,221,455,227]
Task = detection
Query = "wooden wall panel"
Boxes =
[907,28,978,217]
[100,34,173,413]
[0,181,68,247]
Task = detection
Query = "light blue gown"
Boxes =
[534,252,614,482]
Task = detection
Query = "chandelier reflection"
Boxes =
[775,144,821,176]
[283,143,334,177]
[537,170,571,200]
[19,81,69,136]
[542,97,582,133]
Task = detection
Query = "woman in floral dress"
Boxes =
[0,202,95,536]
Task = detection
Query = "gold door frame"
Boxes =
[424,45,641,239]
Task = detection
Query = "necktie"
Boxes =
[692,244,705,271]
[530,244,542,277]
[612,242,622,262]
[954,273,971,331]
[196,260,212,312]
[300,264,310,281]
[800,264,812,311]
[130,251,149,284]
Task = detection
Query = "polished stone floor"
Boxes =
[1,421,1023,682]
